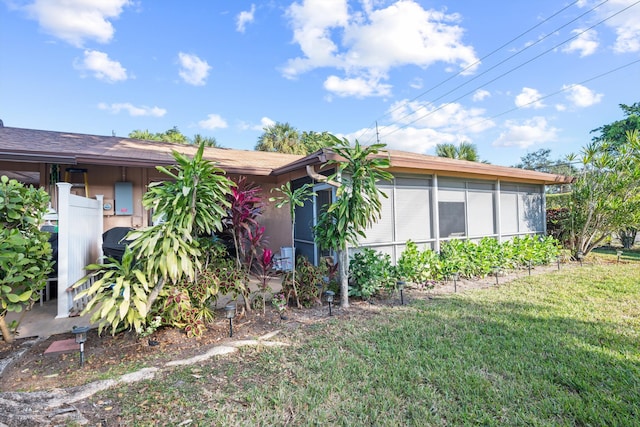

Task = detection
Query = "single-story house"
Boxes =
[0,123,572,317]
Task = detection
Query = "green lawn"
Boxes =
[94,263,640,426]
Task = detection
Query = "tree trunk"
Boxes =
[339,249,349,308]
[0,315,14,343]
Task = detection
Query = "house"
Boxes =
[0,124,572,316]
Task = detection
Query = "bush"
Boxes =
[283,257,323,308]
[349,248,395,299]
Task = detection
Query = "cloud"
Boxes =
[515,87,545,109]
[98,102,166,117]
[240,117,276,131]
[283,0,479,98]
[236,4,256,33]
[493,117,558,148]
[178,52,211,86]
[348,125,459,154]
[562,84,603,107]
[578,0,640,53]
[472,89,490,102]
[198,114,228,130]
[562,28,598,57]
[23,0,131,47]
[323,74,392,97]
[74,50,128,82]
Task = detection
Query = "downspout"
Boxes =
[306,165,340,188]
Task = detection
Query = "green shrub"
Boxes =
[349,248,395,299]
[283,257,324,308]
[395,240,441,284]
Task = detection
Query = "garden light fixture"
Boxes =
[492,266,500,286]
[324,290,335,316]
[556,255,561,271]
[528,259,532,276]
[396,280,406,305]
[225,304,236,337]
[577,251,584,267]
[452,273,459,293]
[71,325,90,367]
[617,250,623,263]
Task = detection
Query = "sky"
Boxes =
[1,0,639,167]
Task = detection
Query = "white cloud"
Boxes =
[346,125,459,154]
[578,0,640,53]
[562,28,598,57]
[324,74,392,97]
[198,114,228,130]
[283,0,479,98]
[178,52,211,86]
[515,87,545,109]
[409,78,423,90]
[74,50,128,82]
[236,4,256,33]
[23,0,131,47]
[493,117,558,148]
[563,84,603,107]
[472,89,490,102]
[98,102,166,117]
[387,100,494,134]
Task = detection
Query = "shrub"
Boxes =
[283,257,324,308]
[349,248,395,300]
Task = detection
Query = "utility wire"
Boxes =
[357,0,600,142]
[378,0,640,140]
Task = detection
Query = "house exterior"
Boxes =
[1,124,573,316]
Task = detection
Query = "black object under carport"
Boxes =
[102,227,134,262]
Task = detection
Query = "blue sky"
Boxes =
[1,0,639,167]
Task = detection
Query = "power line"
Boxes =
[377,0,640,141]
[357,0,599,142]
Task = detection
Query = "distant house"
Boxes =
[0,124,572,316]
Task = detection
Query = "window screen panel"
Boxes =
[396,186,431,241]
[500,192,518,234]
[438,201,466,237]
[468,191,494,236]
[519,192,544,232]
[360,186,394,244]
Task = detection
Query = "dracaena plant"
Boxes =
[224,176,264,270]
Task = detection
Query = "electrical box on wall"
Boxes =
[102,198,115,216]
[115,182,133,216]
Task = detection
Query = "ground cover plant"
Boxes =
[73,260,639,426]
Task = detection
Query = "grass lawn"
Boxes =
[92,262,640,426]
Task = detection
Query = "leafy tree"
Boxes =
[255,122,306,154]
[314,136,393,308]
[564,130,640,256]
[301,131,334,154]
[0,176,52,343]
[270,182,316,308]
[129,128,221,147]
[435,142,480,162]
[75,141,233,335]
[591,102,640,149]
[514,149,577,193]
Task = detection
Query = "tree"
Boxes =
[75,141,233,335]
[564,130,640,256]
[270,182,316,308]
[255,122,306,154]
[0,176,52,342]
[514,149,577,193]
[314,136,393,308]
[590,103,640,246]
[301,131,334,154]
[435,142,480,161]
[192,134,220,148]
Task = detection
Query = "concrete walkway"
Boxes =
[4,299,93,339]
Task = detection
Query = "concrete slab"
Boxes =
[4,299,94,339]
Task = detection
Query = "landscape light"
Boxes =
[452,273,459,293]
[528,259,532,276]
[396,280,406,305]
[224,304,236,337]
[324,290,335,316]
[492,266,500,286]
[71,325,90,367]
[577,251,584,267]
[556,255,561,271]
[617,250,623,264]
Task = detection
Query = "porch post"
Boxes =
[56,182,72,318]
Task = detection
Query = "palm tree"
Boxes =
[436,142,479,162]
[192,134,220,148]
[255,122,306,154]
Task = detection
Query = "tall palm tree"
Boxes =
[255,122,306,154]
[435,142,479,162]
[192,134,220,148]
